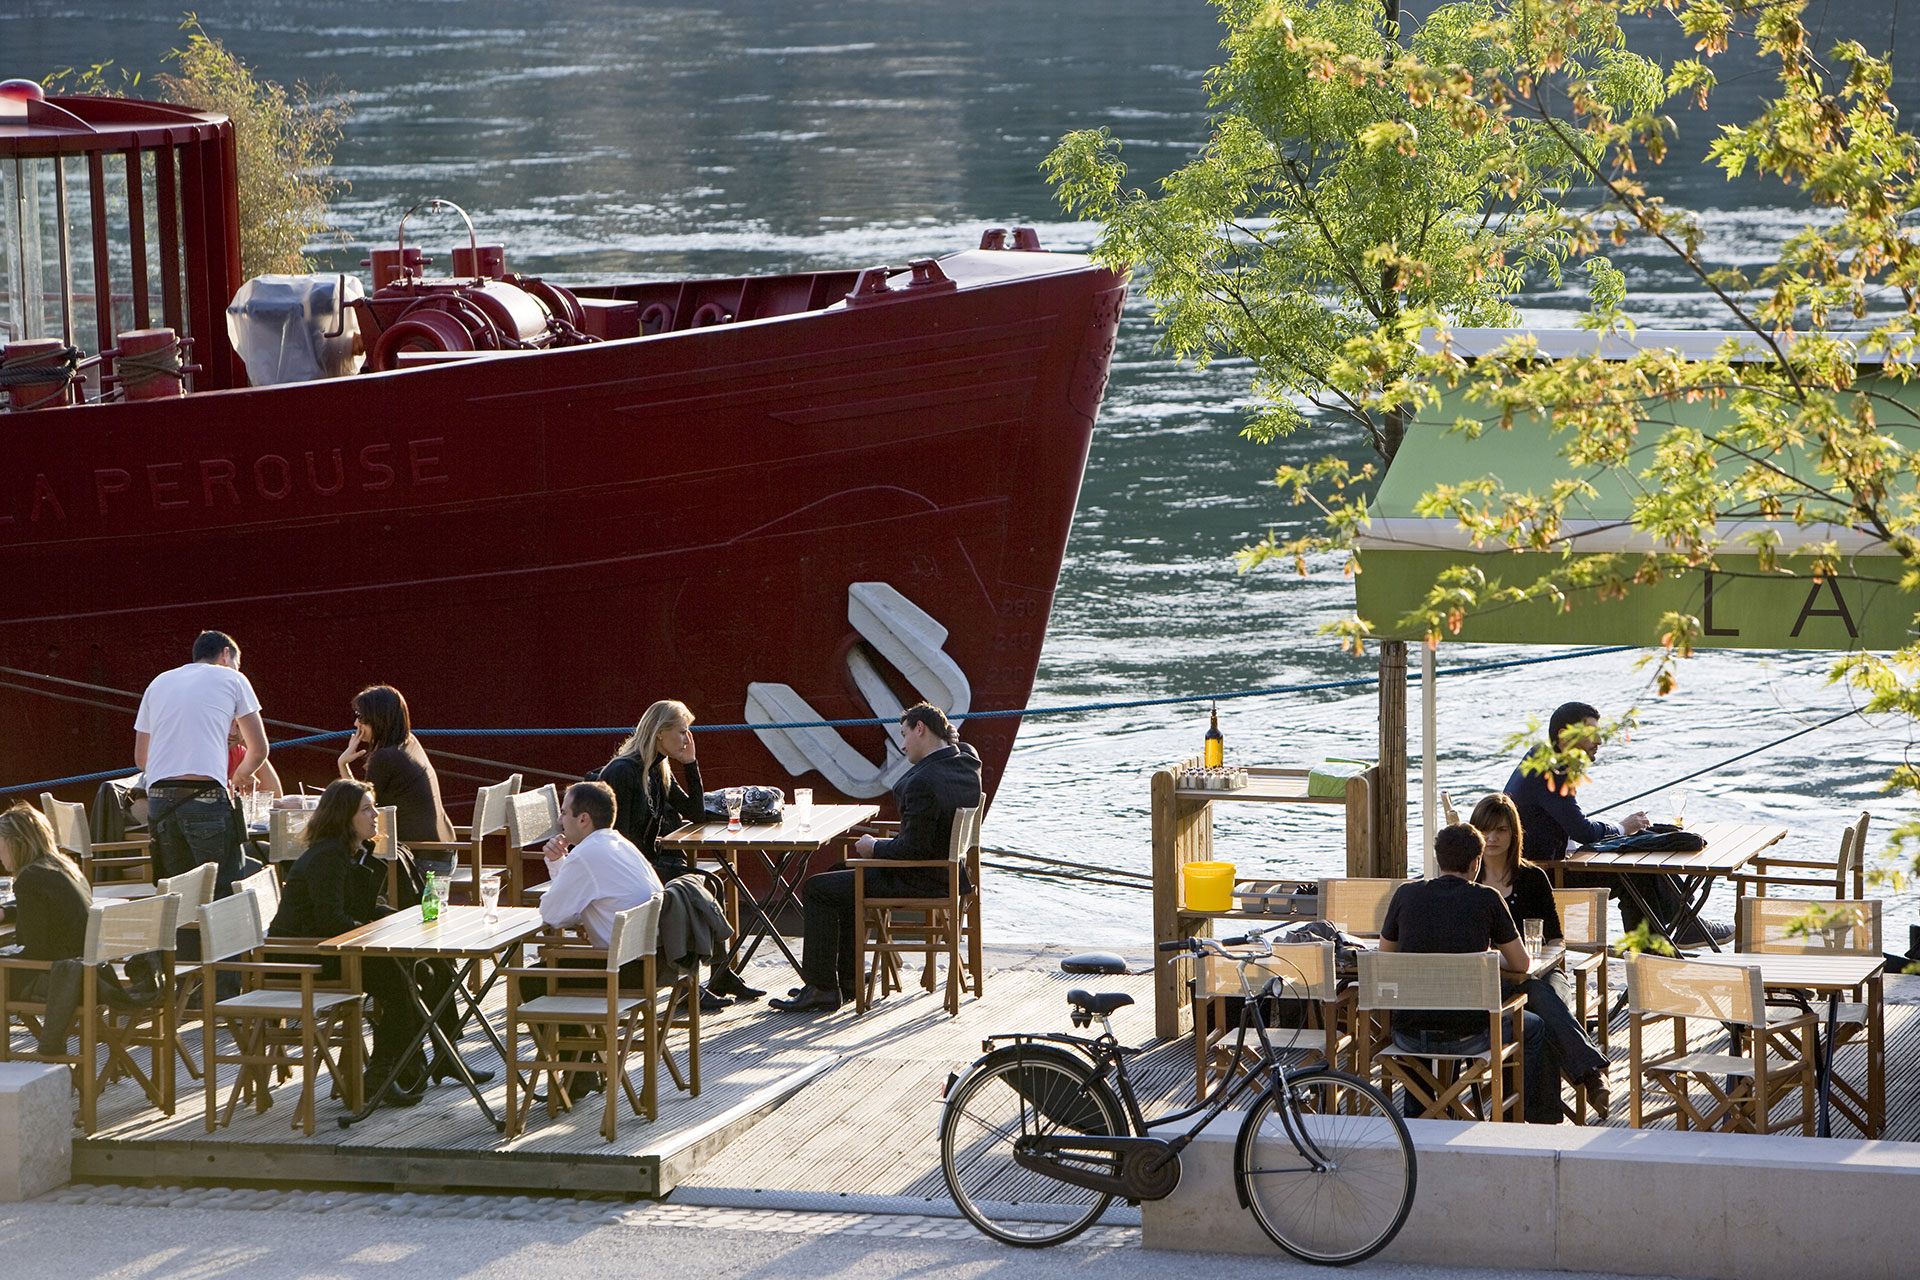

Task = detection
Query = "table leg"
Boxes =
[1664,874,1726,953]
[1870,973,1885,1138]
[732,849,809,973]
[338,949,522,1131]
[1816,992,1838,1138]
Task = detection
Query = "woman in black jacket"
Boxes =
[1470,792,1611,1120]
[597,700,761,1004]
[0,803,91,963]
[336,684,457,873]
[271,779,440,1104]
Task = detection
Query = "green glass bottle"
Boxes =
[421,871,441,923]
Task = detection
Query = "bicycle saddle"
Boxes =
[1068,989,1135,1016]
[1059,951,1129,975]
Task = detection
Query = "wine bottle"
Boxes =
[1204,703,1224,769]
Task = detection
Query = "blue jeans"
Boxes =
[1521,969,1607,1086]
[1392,1011,1554,1123]
[148,787,246,898]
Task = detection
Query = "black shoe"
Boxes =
[430,1055,495,1085]
[769,984,844,1013]
[1579,1073,1613,1122]
[382,1077,427,1108]
[1674,918,1735,946]
[709,970,765,1001]
[700,986,734,1013]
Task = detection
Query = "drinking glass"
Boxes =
[479,873,501,924]
[1522,918,1545,958]
[724,787,744,832]
[1670,789,1689,828]
[795,787,813,830]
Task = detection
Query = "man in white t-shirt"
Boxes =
[133,630,268,895]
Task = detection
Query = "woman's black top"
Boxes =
[1484,862,1563,942]
[599,754,704,860]
[10,858,91,961]
[365,735,456,844]
[271,835,367,940]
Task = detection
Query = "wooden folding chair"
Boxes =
[1193,942,1355,1101]
[1739,896,1882,1134]
[1318,877,1404,937]
[504,898,666,1142]
[1730,812,1869,946]
[411,774,521,902]
[160,862,220,1080]
[503,784,562,906]
[1625,951,1815,1134]
[0,893,181,1133]
[1553,887,1613,1051]
[1357,949,1526,1122]
[43,793,153,896]
[852,804,983,1016]
[266,808,312,867]
[234,864,282,922]
[198,892,365,1135]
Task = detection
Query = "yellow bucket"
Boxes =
[1181,860,1236,912]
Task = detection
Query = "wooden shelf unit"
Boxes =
[1150,759,1379,1038]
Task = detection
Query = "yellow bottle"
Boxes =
[1204,703,1224,769]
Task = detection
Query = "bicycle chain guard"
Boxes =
[1014,1134,1184,1201]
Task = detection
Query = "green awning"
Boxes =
[1352,329,1916,652]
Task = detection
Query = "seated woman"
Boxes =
[596,700,762,1005]
[270,779,478,1105]
[1470,792,1611,1120]
[337,684,456,877]
[0,803,119,1051]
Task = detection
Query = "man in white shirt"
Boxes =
[133,630,268,896]
[538,780,663,974]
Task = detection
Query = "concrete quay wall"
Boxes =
[1142,1113,1920,1278]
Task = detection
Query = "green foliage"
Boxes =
[155,16,346,279]
[1781,900,1866,947]
[1616,920,1678,957]
[41,61,141,97]
[1043,0,1663,461]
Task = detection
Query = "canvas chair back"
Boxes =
[83,893,180,964]
[40,795,95,858]
[1835,812,1870,897]
[1626,952,1766,1027]
[1553,888,1611,951]
[1319,878,1404,937]
[1738,898,1882,956]
[268,809,311,864]
[607,897,663,972]
[200,891,266,964]
[946,804,982,862]
[1197,941,1336,1002]
[235,865,281,920]
[158,862,218,917]
[1355,949,1501,1014]
[371,805,398,860]
[472,774,522,840]
[505,785,562,849]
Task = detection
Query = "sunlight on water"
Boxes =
[9,0,1916,946]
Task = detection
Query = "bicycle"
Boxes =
[938,925,1416,1264]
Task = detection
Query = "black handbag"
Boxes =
[702,785,785,825]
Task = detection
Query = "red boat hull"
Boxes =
[2,248,1126,815]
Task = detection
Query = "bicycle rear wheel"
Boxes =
[1234,1068,1416,1266]
[939,1048,1126,1247]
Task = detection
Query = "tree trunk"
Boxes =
[1376,639,1408,877]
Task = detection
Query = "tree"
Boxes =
[1223,0,1920,865]
[1044,0,1666,868]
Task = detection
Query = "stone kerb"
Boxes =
[1141,1111,1920,1278]
[0,1062,72,1201]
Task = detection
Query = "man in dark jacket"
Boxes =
[771,702,983,1013]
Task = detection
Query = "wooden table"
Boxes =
[317,905,545,1130]
[1554,821,1786,952]
[658,804,878,979]
[1686,950,1886,1138]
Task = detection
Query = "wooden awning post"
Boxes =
[1376,640,1408,878]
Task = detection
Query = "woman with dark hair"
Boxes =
[1470,792,1611,1121]
[338,684,456,874]
[596,699,762,1005]
[271,779,480,1104]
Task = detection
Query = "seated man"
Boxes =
[1380,824,1555,1124]
[537,780,665,970]
[1505,700,1726,943]
[772,702,982,1014]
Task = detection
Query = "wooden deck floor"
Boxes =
[21,949,1920,1202]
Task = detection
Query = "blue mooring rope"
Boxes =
[0,644,1640,797]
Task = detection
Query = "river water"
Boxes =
[10,0,1917,949]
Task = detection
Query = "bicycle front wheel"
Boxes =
[940,1048,1126,1247]
[1234,1068,1416,1266]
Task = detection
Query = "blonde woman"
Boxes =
[594,700,762,1004]
[0,803,91,963]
